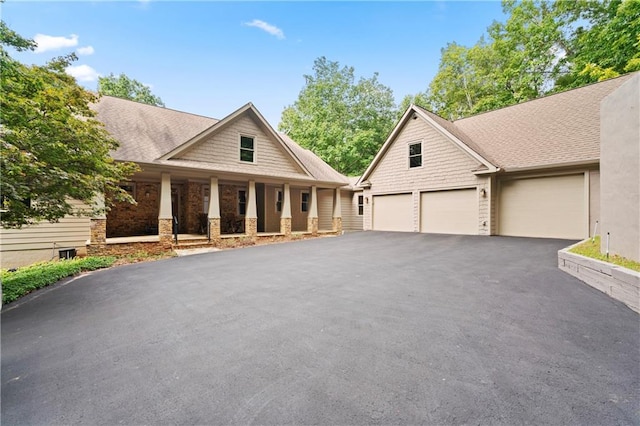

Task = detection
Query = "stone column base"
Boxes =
[90,218,107,247]
[159,218,173,247]
[307,217,318,236]
[208,217,221,240]
[245,217,257,237]
[280,217,292,237]
[332,217,343,234]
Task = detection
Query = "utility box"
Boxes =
[59,248,77,260]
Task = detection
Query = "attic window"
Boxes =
[240,136,255,163]
[409,142,422,168]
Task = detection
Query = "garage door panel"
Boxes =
[420,189,478,235]
[499,175,585,239]
[373,194,413,232]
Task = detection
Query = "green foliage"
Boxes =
[407,0,640,119]
[98,73,165,106]
[1,256,116,304]
[0,22,138,228]
[570,236,640,272]
[279,57,397,176]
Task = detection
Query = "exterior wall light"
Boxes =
[480,188,487,197]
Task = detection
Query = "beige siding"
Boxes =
[317,189,334,231]
[0,200,91,268]
[179,115,308,178]
[366,117,486,234]
[589,170,600,237]
[341,191,363,231]
[291,187,309,232]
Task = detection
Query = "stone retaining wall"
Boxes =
[559,241,639,313]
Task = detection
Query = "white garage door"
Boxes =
[420,189,478,234]
[372,194,413,232]
[499,174,586,239]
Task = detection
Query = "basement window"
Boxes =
[240,135,255,163]
[409,142,422,168]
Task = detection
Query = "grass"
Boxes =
[570,236,640,272]
[1,256,116,304]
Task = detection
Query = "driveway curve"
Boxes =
[2,232,639,425]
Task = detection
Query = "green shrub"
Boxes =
[1,256,116,304]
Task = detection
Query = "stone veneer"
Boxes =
[332,217,342,234]
[245,217,257,237]
[208,217,221,239]
[90,219,107,246]
[307,217,319,236]
[280,217,292,236]
[158,218,173,247]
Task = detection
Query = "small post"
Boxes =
[606,231,610,259]
[592,220,598,243]
[173,216,178,245]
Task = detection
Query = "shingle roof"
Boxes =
[94,96,347,184]
[453,73,635,170]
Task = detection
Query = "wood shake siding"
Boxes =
[341,191,363,231]
[178,115,307,178]
[1,199,91,267]
[367,117,489,233]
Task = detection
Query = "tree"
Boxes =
[0,22,138,228]
[279,57,397,176]
[97,73,164,106]
[405,0,639,119]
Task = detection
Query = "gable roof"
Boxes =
[360,72,637,184]
[94,96,347,185]
[454,73,635,171]
[360,103,498,182]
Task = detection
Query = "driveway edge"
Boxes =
[558,240,640,313]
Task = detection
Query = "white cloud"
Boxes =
[244,19,285,40]
[34,33,79,53]
[65,64,100,82]
[77,46,95,56]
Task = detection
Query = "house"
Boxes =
[1,98,350,268]
[358,73,637,241]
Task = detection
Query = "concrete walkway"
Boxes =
[2,232,638,424]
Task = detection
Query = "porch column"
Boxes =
[307,185,318,236]
[245,180,257,237]
[89,192,107,250]
[280,183,292,237]
[332,187,342,234]
[159,172,173,246]
[208,176,221,240]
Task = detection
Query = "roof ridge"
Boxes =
[454,71,638,122]
[100,95,219,121]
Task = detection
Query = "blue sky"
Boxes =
[4,1,505,125]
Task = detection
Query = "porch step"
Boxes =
[172,240,213,249]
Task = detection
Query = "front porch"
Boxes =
[89,171,343,254]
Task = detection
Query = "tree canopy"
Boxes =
[0,22,137,228]
[279,57,397,176]
[407,0,640,120]
[98,73,165,106]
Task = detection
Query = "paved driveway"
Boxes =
[2,232,639,425]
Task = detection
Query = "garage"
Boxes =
[372,194,413,232]
[498,174,586,239]
[420,189,478,234]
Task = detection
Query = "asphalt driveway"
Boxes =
[2,232,639,425]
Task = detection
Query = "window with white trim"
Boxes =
[240,135,255,163]
[301,191,310,212]
[409,142,422,168]
[275,189,283,212]
[358,195,364,216]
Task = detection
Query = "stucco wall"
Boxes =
[600,74,640,261]
[365,116,487,233]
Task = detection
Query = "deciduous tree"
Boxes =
[98,73,164,106]
[0,22,137,228]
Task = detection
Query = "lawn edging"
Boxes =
[559,240,640,313]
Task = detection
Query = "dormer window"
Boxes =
[240,135,255,163]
